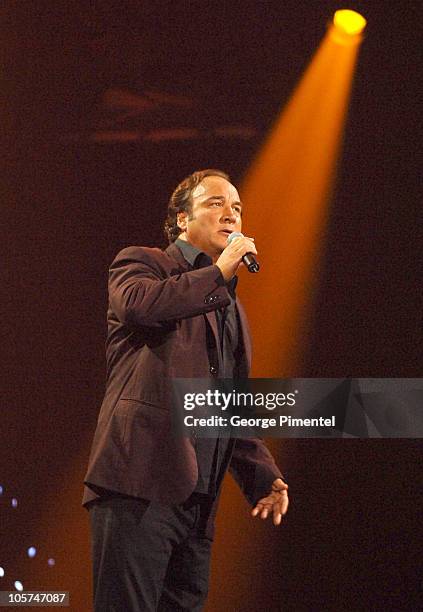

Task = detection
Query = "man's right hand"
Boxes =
[215,235,257,282]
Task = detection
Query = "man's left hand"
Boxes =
[251,478,289,526]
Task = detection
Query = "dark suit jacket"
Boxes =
[83,242,282,507]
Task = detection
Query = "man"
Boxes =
[83,169,289,611]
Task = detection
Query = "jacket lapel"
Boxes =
[165,242,250,375]
[236,299,252,374]
[165,242,222,357]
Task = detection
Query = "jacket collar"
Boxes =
[165,241,191,270]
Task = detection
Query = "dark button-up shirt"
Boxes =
[175,238,241,497]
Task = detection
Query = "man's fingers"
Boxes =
[243,239,257,255]
[252,487,289,524]
[281,493,289,515]
[229,236,257,256]
[260,507,269,520]
[231,235,255,242]
[251,502,269,518]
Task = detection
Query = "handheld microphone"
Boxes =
[227,232,260,273]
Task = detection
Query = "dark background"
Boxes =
[2,1,422,610]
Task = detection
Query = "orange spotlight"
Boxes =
[238,16,366,377]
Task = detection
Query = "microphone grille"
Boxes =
[227,231,243,245]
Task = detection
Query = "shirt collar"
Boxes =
[175,237,238,296]
[175,237,212,269]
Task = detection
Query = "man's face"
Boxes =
[177,175,242,261]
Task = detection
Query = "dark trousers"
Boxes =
[89,494,215,612]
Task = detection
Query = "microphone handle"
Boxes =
[242,253,260,273]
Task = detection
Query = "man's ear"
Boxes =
[177,211,188,232]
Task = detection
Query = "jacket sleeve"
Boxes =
[108,246,231,326]
[229,437,285,506]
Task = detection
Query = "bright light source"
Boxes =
[0,567,4,578]
[27,547,37,558]
[14,581,24,591]
[48,558,55,567]
[333,10,366,35]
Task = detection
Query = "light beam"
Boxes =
[238,16,366,376]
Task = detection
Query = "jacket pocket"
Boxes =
[115,398,168,430]
[112,398,170,468]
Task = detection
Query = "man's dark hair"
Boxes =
[164,168,230,243]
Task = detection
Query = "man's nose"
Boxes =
[221,206,237,223]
